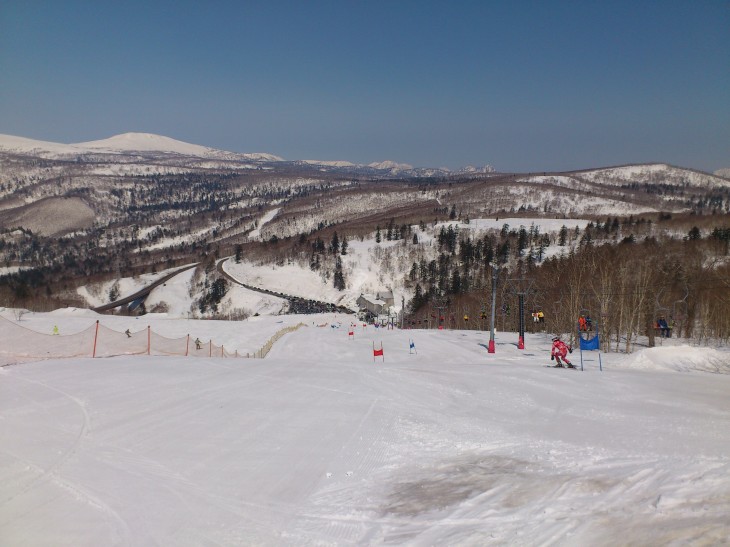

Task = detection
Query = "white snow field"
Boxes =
[1,312,729,546]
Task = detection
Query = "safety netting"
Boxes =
[0,316,245,362]
[0,316,97,361]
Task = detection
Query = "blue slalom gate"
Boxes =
[578,319,602,371]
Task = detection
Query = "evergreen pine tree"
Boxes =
[517,226,528,256]
[451,269,462,293]
[409,262,418,282]
[333,257,346,290]
[558,225,568,246]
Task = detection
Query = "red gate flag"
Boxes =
[373,341,384,361]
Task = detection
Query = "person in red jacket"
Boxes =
[551,336,574,367]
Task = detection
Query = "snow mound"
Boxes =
[624,345,730,374]
[46,307,101,317]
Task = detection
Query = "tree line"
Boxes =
[405,221,730,348]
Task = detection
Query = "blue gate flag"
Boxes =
[580,335,599,351]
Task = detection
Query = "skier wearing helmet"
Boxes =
[551,336,574,368]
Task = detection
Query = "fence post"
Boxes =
[92,320,100,358]
[147,326,151,355]
[186,334,189,357]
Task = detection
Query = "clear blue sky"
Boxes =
[1,1,728,172]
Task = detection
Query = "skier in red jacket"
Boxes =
[551,336,574,367]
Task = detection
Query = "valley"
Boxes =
[1,133,729,346]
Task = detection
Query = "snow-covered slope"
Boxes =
[0,134,84,156]
[1,310,729,545]
[519,163,730,190]
[578,163,730,189]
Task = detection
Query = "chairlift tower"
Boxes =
[432,294,448,331]
[507,277,535,350]
[488,264,499,353]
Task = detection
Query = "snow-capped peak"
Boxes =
[73,132,283,161]
[0,132,283,162]
[368,160,414,171]
[73,132,222,156]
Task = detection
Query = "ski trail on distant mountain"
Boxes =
[248,208,280,240]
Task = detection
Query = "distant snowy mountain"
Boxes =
[0,132,283,162]
[0,134,84,156]
[0,132,489,176]
[300,159,473,178]
[73,132,282,162]
[75,133,233,156]
[2,131,728,242]
[455,165,496,174]
[368,160,414,172]
[300,159,357,168]
[0,132,445,173]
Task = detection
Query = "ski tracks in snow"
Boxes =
[368,451,730,545]
[0,371,134,544]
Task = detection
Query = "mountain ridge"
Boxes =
[0,132,282,163]
[0,132,493,174]
[1,130,728,243]
[3,132,726,182]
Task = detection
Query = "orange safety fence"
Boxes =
[0,315,245,362]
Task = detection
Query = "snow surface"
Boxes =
[248,208,281,240]
[1,309,729,545]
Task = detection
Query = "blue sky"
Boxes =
[1,1,728,172]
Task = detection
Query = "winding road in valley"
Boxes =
[91,257,352,316]
[217,258,353,315]
[92,264,198,313]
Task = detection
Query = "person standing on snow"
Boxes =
[578,315,587,331]
[657,316,670,337]
[551,336,573,367]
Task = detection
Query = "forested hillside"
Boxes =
[1,136,729,347]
